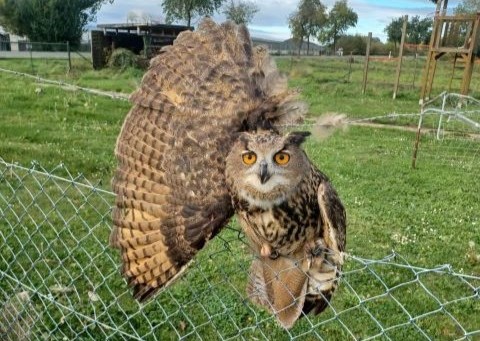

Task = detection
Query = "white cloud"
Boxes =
[94,0,462,42]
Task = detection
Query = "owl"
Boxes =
[110,18,345,329]
[225,131,346,328]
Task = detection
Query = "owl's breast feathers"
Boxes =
[234,165,346,328]
[233,165,325,256]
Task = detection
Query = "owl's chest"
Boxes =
[239,201,320,255]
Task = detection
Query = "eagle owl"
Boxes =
[226,131,346,328]
[110,18,346,329]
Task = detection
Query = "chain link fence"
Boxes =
[0,40,92,74]
[0,158,479,340]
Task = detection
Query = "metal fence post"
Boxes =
[67,41,72,72]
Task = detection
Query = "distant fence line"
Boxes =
[0,40,92,72]
[0,40,90,53]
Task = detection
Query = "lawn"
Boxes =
[0,56,479,340]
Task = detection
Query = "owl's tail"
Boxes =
[246,251,341,329]
[246,257,308,329]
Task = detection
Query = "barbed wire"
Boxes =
[0,159,479,340]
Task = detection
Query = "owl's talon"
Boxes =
[269,250,279,260]
[311,245,324,257]
[305,240,325,260]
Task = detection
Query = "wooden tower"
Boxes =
[420,0,480,102]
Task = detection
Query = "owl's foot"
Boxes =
[260,243,271,257]
[305,240,325,256]
[305,240,326,268]
[260,243,280,259]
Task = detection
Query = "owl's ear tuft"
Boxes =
[285,131,311,146]
[233,132,250,148]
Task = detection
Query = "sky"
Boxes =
[94,0,462,42]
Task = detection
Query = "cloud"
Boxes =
[96,1,164,23]
[94,0,462,42]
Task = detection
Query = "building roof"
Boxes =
[95,23,193,39]
[96,23,192,32]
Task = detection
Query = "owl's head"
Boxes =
[226,131,311,209]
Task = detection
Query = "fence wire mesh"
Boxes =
[0,158,479,340]
[412,92,480,170]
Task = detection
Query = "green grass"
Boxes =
[276,56,480,119]
[0,64,131,184]
[0,57,479,340]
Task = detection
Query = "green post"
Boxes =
[29,43,34,74]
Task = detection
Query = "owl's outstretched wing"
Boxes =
[110,19,307,301]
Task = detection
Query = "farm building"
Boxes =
[0,27,28,52]
[90,23,192,69]
[0,32,8,51]
[90,23,325,69]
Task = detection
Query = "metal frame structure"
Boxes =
[412,91,480,168]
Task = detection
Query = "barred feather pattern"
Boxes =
[110,18,307,301]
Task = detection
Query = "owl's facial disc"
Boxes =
[243,154,291,195]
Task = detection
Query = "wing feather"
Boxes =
[301,179,346,315]
[318,181,346,255]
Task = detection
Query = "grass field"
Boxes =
[0,56,479,340]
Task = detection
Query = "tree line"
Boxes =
[288,0,357,55]
[0,0,478,50]
[0,0,258,46]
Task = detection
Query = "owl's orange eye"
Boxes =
[242,152,257,165]
[274,152,290,165]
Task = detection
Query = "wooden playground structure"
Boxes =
[420,0,480,102]
[413,1,480,168]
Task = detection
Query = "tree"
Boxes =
[288,12,307,55]
[318,0,358,53]
[455,0,480,14]
[384,15,432,53]
[222,0,258,25]
[288,0,327,55]
[336,34,365,55]
[384,17,404,52]
[0,0,113,46]
[408,15,432,45]
[161,0,225,27]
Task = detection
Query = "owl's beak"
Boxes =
[259,160,271,184]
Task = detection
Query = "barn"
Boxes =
[90,23,192,69]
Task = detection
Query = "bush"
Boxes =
[107,48,138,70]
[337,35,366,55]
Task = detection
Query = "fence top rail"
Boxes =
[0,158,115,196]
